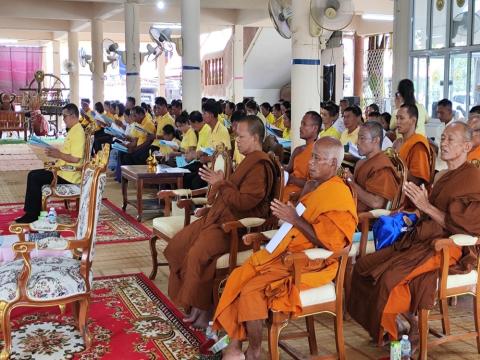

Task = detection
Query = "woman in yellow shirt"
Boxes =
[260,102,276,125]
[272,103,285,130]
[319,103,341,139]
[282,110,291,140]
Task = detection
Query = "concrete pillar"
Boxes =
[392,0,410,90]
[67,31,79,106]
[181,0,201,112]
[290,0,321,149]
[124,1,141,103]
[157,53,166,98]
[52,40,61,79]
[233,25,244,103]
[91,19,104,102]
[353,33,364,98]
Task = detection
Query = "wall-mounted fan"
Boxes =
[103,38,119,71]
[268,0,292,39]
[62,59,76,74]
[452,11,480,39]
[79,47,94,73]
[147,26,175,62]
[310,0,354,32]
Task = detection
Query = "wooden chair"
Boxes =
[428,140,438,185]
[1,145,109,360]
[41,123,96,211]
[212,153,285,307]
[0,110,27,141]
[149,146,232,279]
[418,234,480,360]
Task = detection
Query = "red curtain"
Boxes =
[0,46,43,93]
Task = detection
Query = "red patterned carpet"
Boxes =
[0,200,152,244]
[1,273,205,359]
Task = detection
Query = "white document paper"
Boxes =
[157,166,191,174]
[283,170,289,186]
[265,202,306,253]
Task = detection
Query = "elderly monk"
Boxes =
[467,115,480,161]
[343,121,400,212]
[349,122,480,349]
[282,111,321,202]
[394,104,431,185]
[213,137,358,360]
[164,115,276,329]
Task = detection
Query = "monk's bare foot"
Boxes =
[222,343,245,360]
[183,307,200,323]
[244,346,261,360]
[190,309,210,330]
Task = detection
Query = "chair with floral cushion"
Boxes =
[149,145,232,279]
[0,145,109,360]
[41,122,95,211]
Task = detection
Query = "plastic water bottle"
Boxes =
[47,207,57,224]
[400,334,411,359]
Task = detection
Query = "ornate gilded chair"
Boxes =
[41,122,95,211]
[0,145,109,360]
[149,146,232,279]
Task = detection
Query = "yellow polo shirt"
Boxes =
[80,109,94,127]
[282,128,291,140]
[181,127,197,152]
[211,120,232,150]
[274,115,285,130]
[196,124,212,151]
[145,112,154,124]
[266,112,275,125]
[131,116,156,146]
[153,112,175,147]
[56,122,85,184]
[319,126,341,140]
[339,127,360,146]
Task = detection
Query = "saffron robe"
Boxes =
[467,146,480,161]
[164,151,276,310]
[398,133,431,183]
[282,142,314,202]
[213,176,358,340]
[354,151,400,212]
[348,162,480,341]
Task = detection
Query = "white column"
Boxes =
[124,1,141,103]
[157,53,166,98]
[67,31,80,106]
[181,0,201,112]
[52,40,61,79]
[392,0,410,90]
[291,0,321,149]
[233,25,244,103]
[91,19,104,102]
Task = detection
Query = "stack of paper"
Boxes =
[158,166,191,174]
[175,156,198,168]
[160,140,180,150]
[28,135,52,149]
[265,203,306,253]
[112,143,128,153]
[105,127,126,139]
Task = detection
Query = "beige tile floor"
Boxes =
[2,165,480,359]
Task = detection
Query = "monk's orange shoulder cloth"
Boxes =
[468,146,480,161]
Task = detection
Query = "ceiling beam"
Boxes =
[0,0,93,21]
[0,18,70,32]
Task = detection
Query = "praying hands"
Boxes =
[199,165,224,185]
[270,199,299,225]
[404,181,430,213]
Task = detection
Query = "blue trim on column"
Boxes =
[182,65,201,70]
[292,59,321,65]
[126,72,140,76]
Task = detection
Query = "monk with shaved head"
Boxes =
[349,122,480,351]
[213,137,358,360]
[467,115,480,161]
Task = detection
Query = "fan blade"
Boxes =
[268,0,292,39]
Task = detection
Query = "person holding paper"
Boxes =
[339,105,362,146]
[79,98,94,128]
[152,97,175,143]
[150,124,180,157]
[213,137,358,359]
[342,121,400,212]
[282,111,321,202]
[203,99,231,152]
[319,102,341,140]
[16,104,85,223]
[164,115,277,330]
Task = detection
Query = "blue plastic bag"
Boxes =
[372,212,418,251]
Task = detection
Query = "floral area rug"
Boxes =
[0,273,205,359]
[0,200,152,244]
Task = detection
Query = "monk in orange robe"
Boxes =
[164,116,276,329]
[281,111,321,202]
[213,137,358,360]
[394,104,431,185]
[467,115,480,161]
[349,123,480,349]
[344,121,400,212]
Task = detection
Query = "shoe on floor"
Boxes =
[15,213,38,224]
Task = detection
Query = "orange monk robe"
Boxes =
[282,142,314,202]
[398,133,431,183]
[213,176,358,340]
[467,146,480,161]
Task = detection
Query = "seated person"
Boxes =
[467,115,480,161]
[348,123,480,350]
[393,104,431,186]
[246,99,267,125]
[166,111,197,159]
[79,98,94,127]
[343,122,400,212]
[152,96,175,145]
[16,104,85,223]
[164,115,277,330]
[213,137,358,359]
[282,110,291,140]
[272,103,285,130]
[282,111,321,202]
[260,102,275,125]
[320,102,341,139]
[366,113,394,150]
[340,105,362,146]
[151,124,181,157]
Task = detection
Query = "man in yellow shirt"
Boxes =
[16,103,85,223]
[203,100,231,152]
[340,105,362,146]
[171,99,183,119]
[79,98,94,127]
[152,96,175,147]
[319,103,341,139]
[260,102,276,125]
[272,103,285,130]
